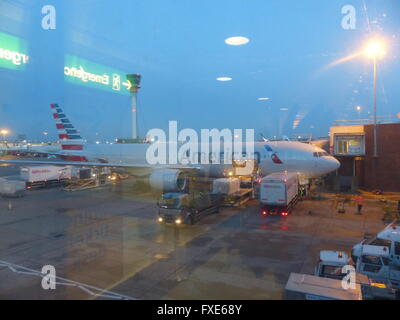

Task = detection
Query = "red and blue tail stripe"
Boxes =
[50,104,87,161]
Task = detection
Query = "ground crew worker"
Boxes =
[355,194,364,214]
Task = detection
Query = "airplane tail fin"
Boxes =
[50,104,88,161]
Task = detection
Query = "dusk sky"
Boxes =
[0,0,399,142]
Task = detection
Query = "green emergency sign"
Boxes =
[0,31,29,70]
[64,54,130,95]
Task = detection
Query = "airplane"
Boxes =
[0,104,340,191]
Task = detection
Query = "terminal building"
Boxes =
[329,120,400,192]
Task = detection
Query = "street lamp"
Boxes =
[363,39,386,157]
[1,129,9,142]
[355,105,362,118]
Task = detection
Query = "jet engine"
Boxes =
[148,169,188,192]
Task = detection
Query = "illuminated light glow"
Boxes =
[216,77,232,82]
[364,40,386,58]
[280,108,289,111]
[225,36,250,46]
[258,97,270,101]
[315,39,386,73]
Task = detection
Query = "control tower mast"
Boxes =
[126,74,142,139]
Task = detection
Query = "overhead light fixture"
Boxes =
[258,97,270,101]
[216,77,232,82]
[280,108,289,111]
[225,36,250,46]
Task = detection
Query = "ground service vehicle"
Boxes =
[315,248,400,297]
[285,272,363,300]
[355,245,400,290]
[260,172,299,216]
[20,165,73,188]
[352,222,400,267]
[315,251,350,280]
[286,271,397,300]
[0,178,25,198]
[157,192,223,225]
[212,178,254,206]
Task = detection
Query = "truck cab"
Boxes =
[315,251,349,280]
[351,222,400,267]
[157,192,222,225]
[356,245,400,290]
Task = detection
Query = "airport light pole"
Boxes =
[373,56,377,157]
[364,40,386,157]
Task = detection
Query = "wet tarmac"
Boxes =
[0,165,388,299]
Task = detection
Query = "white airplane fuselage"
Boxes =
[68,140,340,182]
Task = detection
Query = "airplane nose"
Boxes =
[329,157,340,171]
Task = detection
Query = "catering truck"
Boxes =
[20,165,73,188]
[157,192,223,225]
[259,172,299,216]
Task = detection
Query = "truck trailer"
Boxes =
[259,172,299,216]
[20,165,73,188]
[212,178,254,207]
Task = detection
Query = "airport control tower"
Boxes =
[126,74,142,139]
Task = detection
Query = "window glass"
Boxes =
[370,238,392,248]
[395,242,400,255]
[362,255,382,266]
[321,265,346,279]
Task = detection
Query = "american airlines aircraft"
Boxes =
[0,104,340,191]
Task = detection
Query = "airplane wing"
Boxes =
[0,158,200,171]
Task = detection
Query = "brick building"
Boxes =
[329,122,400,192]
